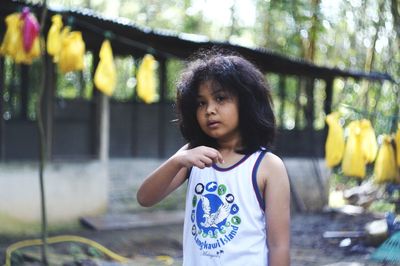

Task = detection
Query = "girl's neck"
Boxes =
[217,138,242,154]
[216,140,247,168]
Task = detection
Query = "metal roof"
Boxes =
[1,0,394,82]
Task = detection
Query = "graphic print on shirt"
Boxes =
[191,181,241,258]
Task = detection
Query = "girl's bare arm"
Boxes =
[259,153,291,266]
[137,145,223,207]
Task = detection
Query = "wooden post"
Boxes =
[278,75,286,129]
[324,78,333,118]
[305,77,315,130]
[91,52,100,158]
[304,77,316,157]
[130,57,139,157]
[99,93,110,163]
[21,64,29,120]
[91,49,109,162]
[158,57,167,158]
[324,78,333,116]
[294,77,302,129]
[0,58,4,160]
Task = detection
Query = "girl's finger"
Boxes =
[216,151,224,164]
[208,149,224,164]
[192,159,205,168]
[200,156,213,167]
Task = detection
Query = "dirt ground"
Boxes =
[0,211,391,265]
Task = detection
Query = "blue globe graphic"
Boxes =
[196,194,227,235]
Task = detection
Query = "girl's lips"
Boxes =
[207,121,220,128]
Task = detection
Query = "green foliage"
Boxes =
[111,56,136,102]
[166,59,184,101]
[87,246,105,259]
[69,243,87,261]
[56,53,94,100]
[368,200,396,213]
[329,172,360,190]
[10,250,25,265]
[3,0,399,124]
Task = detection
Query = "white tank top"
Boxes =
[183,149,268,266]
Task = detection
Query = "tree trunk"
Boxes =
[362,0,385,111]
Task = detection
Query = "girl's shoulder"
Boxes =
[254,149,289,201]
[257,150,287,181]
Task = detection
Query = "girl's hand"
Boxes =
[174,145,224,169]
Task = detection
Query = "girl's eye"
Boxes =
[197,101,205,107]
[216,96,226,102]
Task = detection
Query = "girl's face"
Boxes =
[196,80,240,145]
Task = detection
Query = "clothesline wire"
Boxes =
[64,14,177,59]
[340,103,399,120]
[339,103,399,134]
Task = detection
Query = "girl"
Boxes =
[137,51,290,266]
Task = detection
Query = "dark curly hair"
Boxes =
[176,49,276,154]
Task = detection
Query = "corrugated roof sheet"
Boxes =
[0,0,394,82]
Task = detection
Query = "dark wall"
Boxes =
[52,100,94,159]
[2,121,39,160]
[109,102,184,158]
[274,129,326,158]
[0,101,324,161]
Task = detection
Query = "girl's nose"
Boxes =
[206,102,217,115]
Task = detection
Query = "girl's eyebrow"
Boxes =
[197,89,225,99]
[211,88,226,95]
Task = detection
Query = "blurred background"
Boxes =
[0,0,399,265]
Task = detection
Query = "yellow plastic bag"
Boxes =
[325,112,345,167]
[137,54,158,103]
[0,13,21,58]
[94,40,116,96]
[58,30,85,73]
[13,17,28,64]
[26,36,41,61]
[47,14,63,62]
[360,119,378,163]
[395,123,400,167]
[341,120,366,178]
[374,135,398,184]
[1,12,40,64]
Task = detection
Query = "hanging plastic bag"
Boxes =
[395,123,400,168]
[325,112,345,167]
[58,30,85,73]
[14,15,40,65]
[25,36,41,62]
[1,11,40,64]
[94,40,116,96]
[58,27,71,71]
[374,135,398,184]
[0,13,22,58]
[342,120,366,178]
[21,7,40,53]
[47,14,63,62]
[360,119,378,163]
[137,54,158,103]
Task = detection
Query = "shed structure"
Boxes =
[0,0,394,162]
